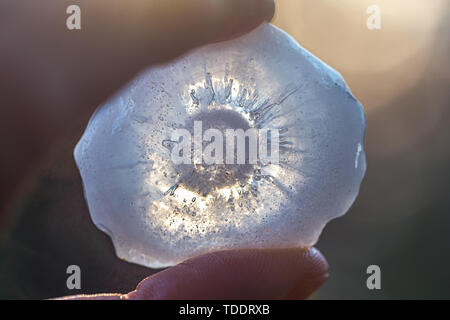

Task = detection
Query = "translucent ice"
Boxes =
[74,23,366,268]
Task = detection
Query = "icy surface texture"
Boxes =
[74,23,366,268]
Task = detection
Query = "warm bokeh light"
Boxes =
[273,0,447,110]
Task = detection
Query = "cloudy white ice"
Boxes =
[74,23,366,268]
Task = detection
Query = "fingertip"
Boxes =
[215,0,276,41]
[127,247,328,300]
[262,0,277,22]
[284,247,329,299]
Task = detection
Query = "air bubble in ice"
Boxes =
[74,23,366,268]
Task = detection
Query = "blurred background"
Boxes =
[0,0,449,299]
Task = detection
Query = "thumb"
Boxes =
[59,247,329,300]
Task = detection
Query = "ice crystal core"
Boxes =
[74,23,366,268]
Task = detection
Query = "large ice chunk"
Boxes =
[74,23,366,268]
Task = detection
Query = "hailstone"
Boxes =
[74,23,366,268]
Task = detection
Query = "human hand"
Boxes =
[0,0,328,300]
[60,247,328,300]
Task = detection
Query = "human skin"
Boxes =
[0,0,328,299]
